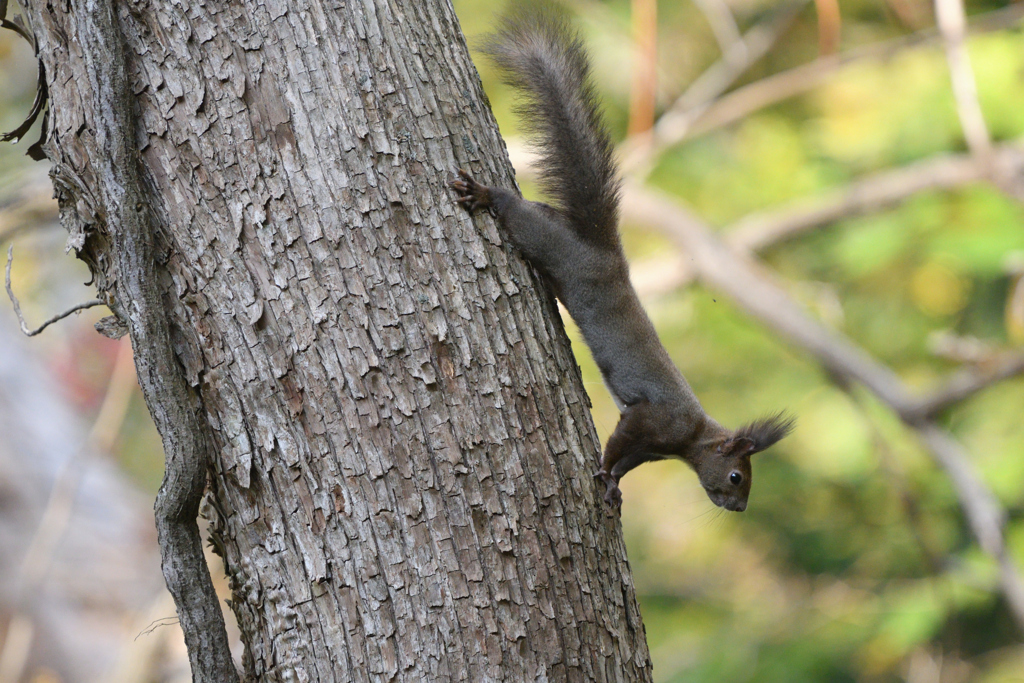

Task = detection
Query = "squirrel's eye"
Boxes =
[729,471,743,485]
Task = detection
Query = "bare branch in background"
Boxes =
[663,1,807,117]
[5,246,105,337]
[911,352,1024,419]
[934,0,992,165]
[691,0,744,57]
[680,4,1024,143]
[727,150,986,250]
[915,424,1024,623]
[623,146,1010,293]
[620,181,1024,632]
[622,0,809,173]
[513,140,1020,292]
[624,142,1023,295]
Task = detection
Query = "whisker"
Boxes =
[700,507,728,530]
[681,505,718,526]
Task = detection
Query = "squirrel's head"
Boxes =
[694,413,794,512]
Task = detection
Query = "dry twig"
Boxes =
[5,246,105,336]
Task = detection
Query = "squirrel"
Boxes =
[451,8,794,511]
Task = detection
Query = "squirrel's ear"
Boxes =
[733,412,796,455]
[721,436,755,457]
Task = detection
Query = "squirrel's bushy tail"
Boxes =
[484,8,621,248]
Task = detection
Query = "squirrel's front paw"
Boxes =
[450,169,496,217]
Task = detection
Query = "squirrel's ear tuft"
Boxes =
[733,412,795,455]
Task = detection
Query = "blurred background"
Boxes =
[2,0,1023,681]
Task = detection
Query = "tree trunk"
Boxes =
[23,0,652,680]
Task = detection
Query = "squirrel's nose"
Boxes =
[730,501,747,512]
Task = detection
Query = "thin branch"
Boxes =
[622,0,809,173]
[726,149,987,251]
[135,616,181,641]
[916,424,1024,622]
[679,3,1024,143]
[617,151,978,293]
[664,1,807,119]
[5,246,105,336]
[691,0,744,58]
[620,180,1024,632]
[909,352,1024,419]
[934,0,992,164]
[626,143,1021,294]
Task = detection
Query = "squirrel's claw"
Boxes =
[450,170,494,216]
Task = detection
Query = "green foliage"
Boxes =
[457,0,1024,679]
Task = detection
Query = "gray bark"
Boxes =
[23,0,653,680]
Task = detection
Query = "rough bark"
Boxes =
[23,0,653,681]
